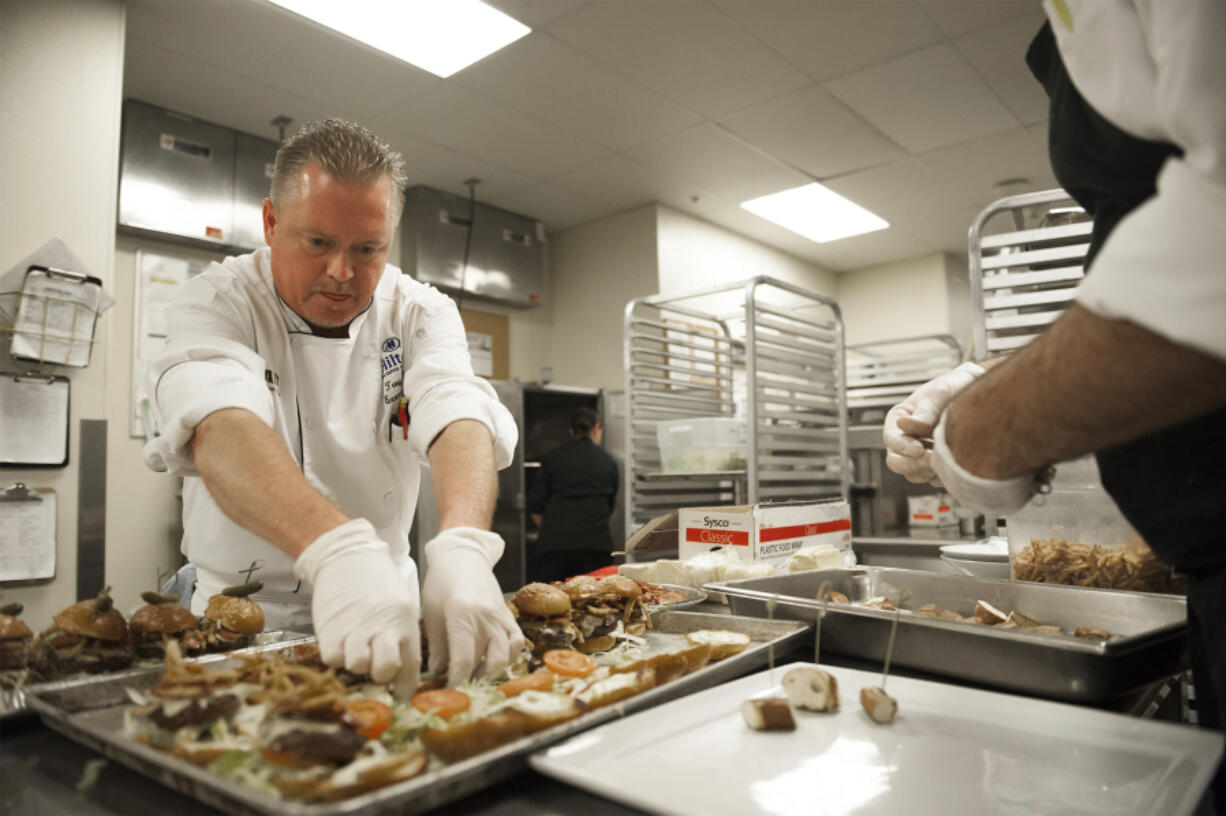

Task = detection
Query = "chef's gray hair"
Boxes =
[270,118,407,221]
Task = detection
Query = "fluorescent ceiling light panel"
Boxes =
[267,0,531,78]
[741,183,889,243]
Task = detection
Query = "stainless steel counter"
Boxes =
[853,526,982,573]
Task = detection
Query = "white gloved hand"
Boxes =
[929,414,1037,517]
[421,528,524,686]
[884,362,985,484]
[294,519,421,693]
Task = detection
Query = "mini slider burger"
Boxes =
[0,602,33,672]
[560,575,650,653]
[201,581,265,652]
[129,591,205,659]
[510,583,581,653]
[32,587,133,677]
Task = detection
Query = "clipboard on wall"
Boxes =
[0,372,70,467]
[0,483,57,585]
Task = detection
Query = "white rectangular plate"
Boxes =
[531,662,1221,816]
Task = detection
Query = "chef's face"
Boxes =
[263,163,395,336]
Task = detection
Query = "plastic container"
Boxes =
[656,417,747,473]
[1006,456,1176,593]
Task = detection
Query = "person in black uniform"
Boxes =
[527,407,620,583]
[889,8,1226,808]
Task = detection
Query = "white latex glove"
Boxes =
[421,528,524,686]
[294,519,421,694]
[929,414,1037,517]
[884,361,985,484]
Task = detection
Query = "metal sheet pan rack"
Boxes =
[622,277,848,539]
[970,188,1092,360]
[845,333,962,428]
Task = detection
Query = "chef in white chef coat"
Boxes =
[885,1,1226,803]
[143,118,524,693]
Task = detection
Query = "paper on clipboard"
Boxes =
[0,374,70,466]
[10,268,105,367]
[0,486,56,583]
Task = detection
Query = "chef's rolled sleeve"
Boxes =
[142,276,274,475]
[402,294,517,468]
[1071,0,1226,363]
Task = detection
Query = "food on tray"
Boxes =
[633,580,689,607]
[860,687,897,724]
[0,603,33,672]
[123,608,743,801]
[741,697,796,731]
[781,665,838,712]
[685,629,750,661]
[824,590,851,605]
[861,597,897,611]
[1075,625,1112,641]
[972,600,1008,625]
[512,583,581,653]
[1011,537,1178,593]
[131,592,205,659]
[31,587,133,678]
[201,582,266,652]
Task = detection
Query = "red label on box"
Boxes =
[684,528,750,547]
[757,520,851,543]
[913,513,933,520]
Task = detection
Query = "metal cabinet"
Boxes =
[232,132,278,250]
[401,185,545,308]
[119,100,236,246]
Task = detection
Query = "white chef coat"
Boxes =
[142,248,516,625]
[1046,0,1226,362]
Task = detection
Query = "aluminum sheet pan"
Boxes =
[27,611,808,816]
[0,630,312,720]
[706,567,1187,703]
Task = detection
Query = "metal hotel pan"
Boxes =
[27,611,808,816]
[706,567,1188,703]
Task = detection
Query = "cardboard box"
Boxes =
[678,500,851,563]
[908,494,956,527]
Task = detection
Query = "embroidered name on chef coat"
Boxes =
[380,336,404,405]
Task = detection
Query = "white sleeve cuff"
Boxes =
[408,378,518,469]
[142,339,275,475]
[1076,159,1226,362]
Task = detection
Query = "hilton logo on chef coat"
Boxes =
[380,337,403,404]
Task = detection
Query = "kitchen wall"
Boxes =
[836,251,971,351]
[656,206,838,299]
[1,0,128,623]
[548,205,659,390]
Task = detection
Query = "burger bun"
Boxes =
[53,600,128,643]
[511,583,571,618]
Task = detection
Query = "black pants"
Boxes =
[529,549,612,584]
[1187,570,1226,811]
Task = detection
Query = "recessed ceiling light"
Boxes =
[741,183,889,243]
[266,0,531,78]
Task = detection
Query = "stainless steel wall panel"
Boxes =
[232,132,278,250]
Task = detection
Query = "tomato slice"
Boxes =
[542,649,597,678]
[259,745,318,768]
[411,688,471,719]
[344,698,393,739]
[497,671,555,698]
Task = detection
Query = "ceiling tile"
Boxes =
[486,182,613,231]
[715,0,943,83]
[548,2,810,118]
[625,124,808,203]
[825,44,1020,154]
[822,158,976,238]
[955,12,1049,125]
[454,34,698,151]
[918,127,1058,209]
[718,86,903,179]
[918,0,1037,38]
[551,155,706,212]
[483,0,587,29]
[390,82,610,180]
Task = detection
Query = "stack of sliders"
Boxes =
[508,576,648,656]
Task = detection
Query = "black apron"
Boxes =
[1028,24,1226,801]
